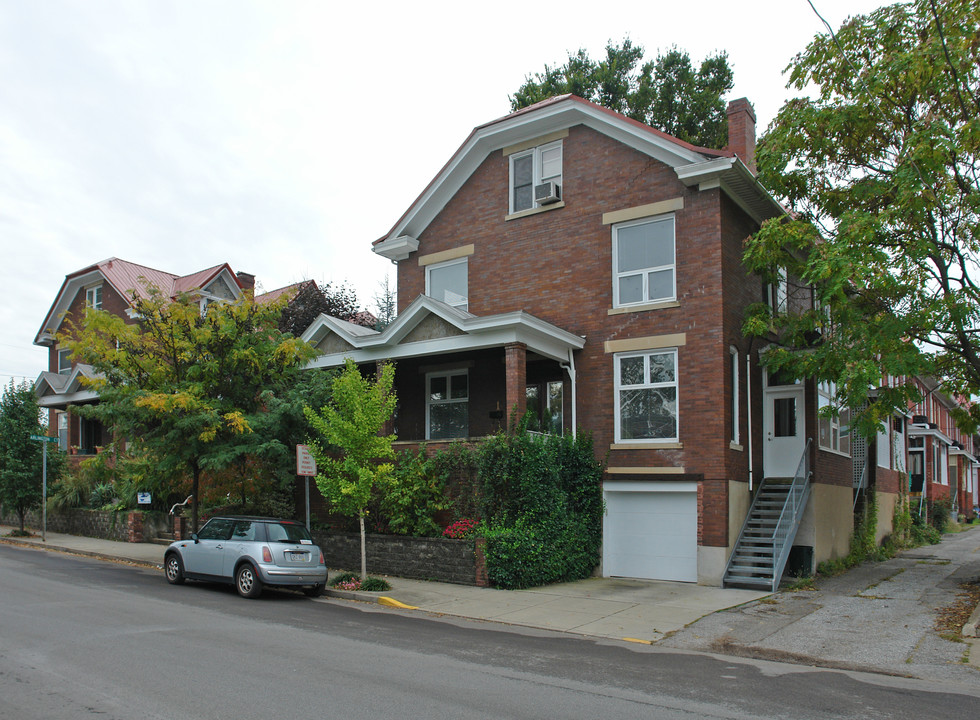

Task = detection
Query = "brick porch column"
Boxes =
[504,342,527,431]
[376,360,395,437]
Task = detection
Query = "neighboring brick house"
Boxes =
[33,258,260,455]
[907,377,980,521]
[300,95,894,586]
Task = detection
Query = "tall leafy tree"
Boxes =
[510,39,734,148]
[742,0,980,435]
[0,381,63,532]
[64,283,317,530]
[277,280,371,337]
[305,359,396,580]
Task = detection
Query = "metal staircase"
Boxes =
[724,439,812,591]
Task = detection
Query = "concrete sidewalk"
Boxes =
[0,524,765,644]
[3,523,979,686]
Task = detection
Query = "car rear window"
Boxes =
[265,522,313,544]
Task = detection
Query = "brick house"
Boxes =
[301,95,899,587]
[907,377,980,522]
[33,258,261,455]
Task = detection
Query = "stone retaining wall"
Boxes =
[0,507,168,543]
[313,530,485,586]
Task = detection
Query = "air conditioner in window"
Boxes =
[534,181,561,205]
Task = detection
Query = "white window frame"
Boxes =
[425,369,469,440]
[817,380,850,455]
[614,348,679,443]
[426,258,468,311]
[768,268,788,315]
[612,214,677,308]
[509,139,562,214]
[730,347,740,445]
[85,284,103,310]
[57,348,72,375]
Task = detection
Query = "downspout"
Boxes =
[561,349,577,439]
[746,353,754,492]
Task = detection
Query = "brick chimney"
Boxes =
[237,271,255,291]
[726,98,756,174]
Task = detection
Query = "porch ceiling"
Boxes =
[302,295,585,369]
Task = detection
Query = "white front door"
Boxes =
[764,385,805,478]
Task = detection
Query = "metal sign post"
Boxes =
[295,444,317,530]
[29,435,58,542]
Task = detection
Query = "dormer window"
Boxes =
[86,285,103,310]
[509,140,562,213]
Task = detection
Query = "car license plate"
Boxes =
[287,550,309,561]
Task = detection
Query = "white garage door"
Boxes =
[603,481,697,582]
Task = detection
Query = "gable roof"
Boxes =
[302,294,585,369]
[373,95,784,261]
[35,258,244,346]
[34,365,100,407]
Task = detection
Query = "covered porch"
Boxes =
[301,295,586,443]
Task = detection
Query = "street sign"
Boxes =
[137,492,152,505]
[29,434,58,443]
[296,444,317,477]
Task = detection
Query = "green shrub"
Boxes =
[475,426,604,589]
[89,483,117,509]
[359,576,391,592]
[929,497,952,533]
[329,571,359,587]
[377,447,449,537]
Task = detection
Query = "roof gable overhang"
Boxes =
[373,96,785,260]
[35,268,106,347]
[302,295,585,369]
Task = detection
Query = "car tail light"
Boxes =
[319,550,325,565]
[262,546,273,563]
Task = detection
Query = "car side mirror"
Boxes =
[191,533,199,543]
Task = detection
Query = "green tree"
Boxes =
[510,39,734,148]
[304,359,396,580]
[742,0,980,435]
[64,282,317,530]
[277,280,370,337]
[0,381,64,532]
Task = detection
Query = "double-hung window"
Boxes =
[612,215,676,307]
[615,349,678,442]
[86,285,103,310]
[426,258,468,311]
[427,370,469,440]
[509,140,562,213]
[817,381,850,455]
[57,348,72,375]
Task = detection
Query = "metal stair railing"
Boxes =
[770,438,813,592]
[723,438,813,590]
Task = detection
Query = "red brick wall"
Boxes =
[393,125,771,548]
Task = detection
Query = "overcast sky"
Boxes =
[0,0,890,384]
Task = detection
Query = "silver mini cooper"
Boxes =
[164,515,328,598]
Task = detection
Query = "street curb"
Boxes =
[963,602,980,638]
[0,536,161,570]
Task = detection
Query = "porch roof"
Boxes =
[302,295,586,369]
[34,365,100,408]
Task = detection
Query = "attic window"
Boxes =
[509,140,562,213]
[58,348,72,375]
[86,285,103,310]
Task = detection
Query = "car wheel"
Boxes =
[236,563,262,599]
[304,583,324,598]
[164,553,185,585]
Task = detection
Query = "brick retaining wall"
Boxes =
[313,530,485,586]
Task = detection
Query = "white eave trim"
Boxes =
[378,98,716,248]
[373,234,420,262]
[303,295,585,369]
[675,157,785,224]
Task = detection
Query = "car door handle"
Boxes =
[215,544,223,549]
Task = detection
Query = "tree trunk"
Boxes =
[359,512,367,581]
